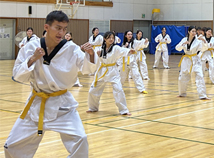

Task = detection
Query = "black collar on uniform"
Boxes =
[40,37,67,65]
[187,36,196,51]
[27,36,33,42]
[206,36,211,43]
[162,33,167,39]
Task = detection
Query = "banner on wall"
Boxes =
[150,25,188,54]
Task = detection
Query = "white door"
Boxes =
[0,19,16,59]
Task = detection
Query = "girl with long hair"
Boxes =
[175,26,209,99]
[118,30,148,93]
[87,31,135,115]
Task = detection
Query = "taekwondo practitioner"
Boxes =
[175,26,210,100]
[4,10,99,158]
[19,27,39,48]
[87,31,136,115]
[153,27,171,69]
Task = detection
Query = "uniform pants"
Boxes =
[4,108,88,158]
[137,59,149,79]
[88,80,129,114]
[201,58,214,83]
[178,56,207,99]
[153,50,169,68]
[119,61,145,92]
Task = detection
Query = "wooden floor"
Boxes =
[1,54,214,158]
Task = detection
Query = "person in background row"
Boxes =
[64,32,73,41]
[89,27,103,52]
[118,30,148,94]
[19,27,38,48]
[175,26,210,100]
[112,30,121,44]
[196,27,202,37]
[65,32,83,87]
[199,27,214,83]
[153,27,171,69]
[134,30,150,80]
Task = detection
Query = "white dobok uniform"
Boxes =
[114,36,121,44]
[4,39,98,158]
[118,40,147,92]
[153,33,171,68]
[88,45,131,114]
[135,38,150,79]
[175,37,208,99]
[19,34,39,48]
[199,37,214,83]
[89,34,103,52]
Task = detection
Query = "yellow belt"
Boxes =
[156,42,167,52]
[92,45,101,49]
[122,56,130,71]
[178,53,197,73]
[20,89,67,136]
[200,48,214,59]
[94,63,116,87]
[138,48,144,61]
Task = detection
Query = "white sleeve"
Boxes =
[134,39,148,50]
[155,34,160,43]
[200,40,208,52]
[13,46,35,82]
[19,37,26,48]
[89,35,103,46]
[75,45,99,75]
[141,38,149,48]
[114,46,130,59]
[166,35,171,44]
[175,38,186,52]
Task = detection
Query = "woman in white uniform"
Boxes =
[19,27,38,48]
[89,27,103,52]
[153,27,171,69]
[175,26,210,100]
[87,31,135,115]
[118,30,148,94]
[200,28,214,83]
[135,30,150,80]
[65,32,83,87]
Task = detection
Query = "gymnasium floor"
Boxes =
[0,54,214,158]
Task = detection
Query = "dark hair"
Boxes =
[205,27,213,38]
[92,27,99,34]
[26,27,33,32]
[100,31,115,58]
[162,27,166,31]
[201,27,207,34]
[123,30,134,48]
[46,10,69,26]
[136,30,143,40]
[65,32,72,41]
[196,27,202,31]
[206,27,213,32]
[187,26,196,38]
[42,30,46,36]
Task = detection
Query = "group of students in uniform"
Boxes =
[4,10,213,158]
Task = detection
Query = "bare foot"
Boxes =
[86,110,98,113]
[121,112,132,116]
[200,97,211,100]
